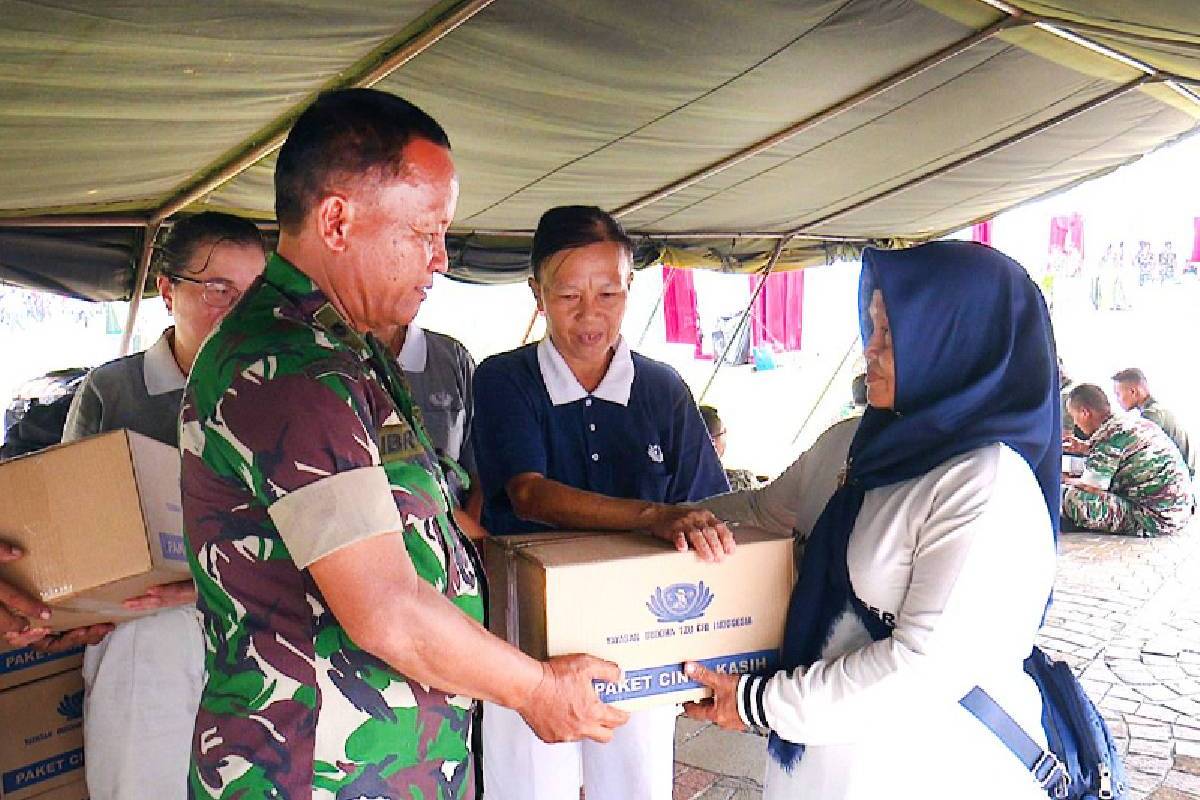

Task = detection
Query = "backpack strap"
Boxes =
[959,686,1071,798]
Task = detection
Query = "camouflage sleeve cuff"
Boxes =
[268,466,404,568]
[1080,468,1112,491]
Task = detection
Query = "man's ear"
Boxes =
[314,193,352,253]
[157,275,175,315]
[528,275,545,314]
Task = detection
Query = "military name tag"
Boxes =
[379,421,425,463]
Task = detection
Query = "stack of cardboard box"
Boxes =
[0,644,87,800]
[0,429,193,800]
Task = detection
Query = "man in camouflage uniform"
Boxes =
[180,89,627,800]
[1062,383,1193,537]
[1112,367,1194,476]
[1159,240,1178,283]
[699,405,760,492]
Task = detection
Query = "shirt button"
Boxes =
[591,453,600,462]
[585,398,593,407]
[589,423,596,432]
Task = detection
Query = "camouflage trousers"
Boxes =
[1062,486,1168,537]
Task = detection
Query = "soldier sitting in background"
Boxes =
[1062,383,1193,537]
[700,404,759,491]
[1112,367,1193,476]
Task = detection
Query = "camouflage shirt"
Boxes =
[180,254,484,800]
[1080,414,1193,530]
[1139,398,1194,476]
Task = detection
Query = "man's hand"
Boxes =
[0,542,51,645]
[682,661,746,731]
[1066,478,1104,495]
[516,654,631,744]
[645,507,735,562]
[30,624,114,654]
[1062,435,1089,456]
[123,580,197,611]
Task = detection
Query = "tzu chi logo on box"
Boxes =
[647,581,714,623]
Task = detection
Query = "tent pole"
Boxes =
[789,74,1152,235]
[118,222,161,357]
[464,228,860,242]
[0,215,149,228]
[789,334,861,446]
[611,17,1020,220]
[519,307,540,345]
[636,266,679,348]
[697,236,791,404]
[148,0,496,224]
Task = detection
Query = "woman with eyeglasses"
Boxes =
[56,211,266,800]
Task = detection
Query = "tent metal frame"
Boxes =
[117,0,495,352]
[2,0,1198,355]
[789,74,1154,235]
[610,16,1022,221]
[118,223,162,356]
[697,236,791,404]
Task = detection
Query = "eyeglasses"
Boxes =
[164,273,242,309]
[156,235,251,309]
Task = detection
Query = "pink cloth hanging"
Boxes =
[748,270,804,351]
[1048,214,1085,255]
[1069,213,1085,259]
[1191,218,1200,264]
[661,267,703,355]
[1049,216,1069,252]
[971,221,992,245]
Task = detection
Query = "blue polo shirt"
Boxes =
[473,337,729,535]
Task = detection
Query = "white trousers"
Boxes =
[481,701,677,800]
[82,606,205,800]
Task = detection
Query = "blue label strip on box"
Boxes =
[0,646,85,676]
[2,747,84,793]
[159,532,188,562]
[593,649,779,703]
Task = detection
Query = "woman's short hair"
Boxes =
[851,373,868,406]
[699,404,722,438]
[530,205,634,282]
[154,212,265,277]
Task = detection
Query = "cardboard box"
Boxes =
[0,670,85,800]
[0,645,84,693]
[484,528,794,710]
[0,429,190,631]
[19,780,87,800]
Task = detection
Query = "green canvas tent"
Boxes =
[1,0,1198,303]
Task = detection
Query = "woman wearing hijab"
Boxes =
[686,241,1060,799]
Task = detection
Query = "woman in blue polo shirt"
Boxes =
[473,205,733,800]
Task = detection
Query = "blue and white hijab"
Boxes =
[770,240,1061,769]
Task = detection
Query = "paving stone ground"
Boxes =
[671,522,1200,800]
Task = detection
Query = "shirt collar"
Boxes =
[1092,414,1122,440]
[537,336,634,407]
[143,328,187,396]
[397,324,427,372]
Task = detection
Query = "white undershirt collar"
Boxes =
[143,327,187,396]
[397,324,428,372]
[537,336,634,407]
